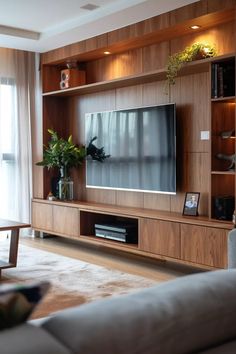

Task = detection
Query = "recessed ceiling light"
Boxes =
[190,25,201,30]
[104,51,111,55]
[80,3,100,11]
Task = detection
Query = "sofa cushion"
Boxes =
[42,269,236,354]
[0,323,70,354]
[0,281,50,330]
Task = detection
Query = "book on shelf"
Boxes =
[211,63,218,98]
[211,60,235,99]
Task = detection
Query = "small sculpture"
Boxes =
[47,191,57,201]
[220,129,235,139]
[216,153,236,170]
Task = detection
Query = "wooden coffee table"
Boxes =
[0,219,31,278]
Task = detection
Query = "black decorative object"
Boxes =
[86,136,110,162]
[214,196,235,221]
[216,153,236,171]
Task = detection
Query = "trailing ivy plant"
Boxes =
[166,42,217,87]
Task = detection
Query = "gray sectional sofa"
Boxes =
[1,269,236,354]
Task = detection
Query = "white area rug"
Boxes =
[0,237,157,318]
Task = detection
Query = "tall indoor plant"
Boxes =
[36,129,109,200]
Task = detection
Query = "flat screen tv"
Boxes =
[85,103,176,194]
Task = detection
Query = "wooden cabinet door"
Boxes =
[53,205,79,238]
[32,201,53,232]
[181,224,228,268]
[139,218,180,258]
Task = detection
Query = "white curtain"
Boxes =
[0,48,35,223]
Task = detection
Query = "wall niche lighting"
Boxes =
[190,25,201,30]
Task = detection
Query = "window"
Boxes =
[0,78,18,219]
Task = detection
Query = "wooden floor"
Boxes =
[20,235,203,282]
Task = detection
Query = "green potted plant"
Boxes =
[36,129,109,200]
[166,42,217,86]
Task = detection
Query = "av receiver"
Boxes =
[94,223,138,244]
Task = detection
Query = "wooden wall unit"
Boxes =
[32,0,236,269]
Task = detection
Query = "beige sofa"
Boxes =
[1,269,236,354]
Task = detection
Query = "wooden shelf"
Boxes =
[42,53,235,97]
[42,69,165,97]
[211,96,235,102]
[79,234,138,249]
[211,170,235,175]
[210,217,234,225]
[42,55,219,97]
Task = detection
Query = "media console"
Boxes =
[32,199,232,270]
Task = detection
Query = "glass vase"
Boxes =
[58,167,74,201]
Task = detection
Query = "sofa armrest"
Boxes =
[0,323,70,354]
[42,269,236,354]
[228,228,236,268]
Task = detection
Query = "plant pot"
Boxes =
[193,49,208,60]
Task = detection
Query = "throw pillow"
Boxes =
[0,281,50,330]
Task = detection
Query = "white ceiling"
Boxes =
[0,0,199,53]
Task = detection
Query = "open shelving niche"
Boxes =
[210,55,236,220]
[42,55,223,97]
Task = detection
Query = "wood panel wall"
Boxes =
[36,0,236,216]
[50,20,233,216]
[41,0,236,65]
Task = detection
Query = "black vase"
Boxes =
[51,175,60,198]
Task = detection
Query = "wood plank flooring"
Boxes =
[20,235,203,282]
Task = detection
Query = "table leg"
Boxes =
[9,229,20,266]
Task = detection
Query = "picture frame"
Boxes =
[183,192,200,216]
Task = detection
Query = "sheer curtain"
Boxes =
[0,48,35,223]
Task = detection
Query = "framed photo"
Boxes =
[183,192,200,216]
